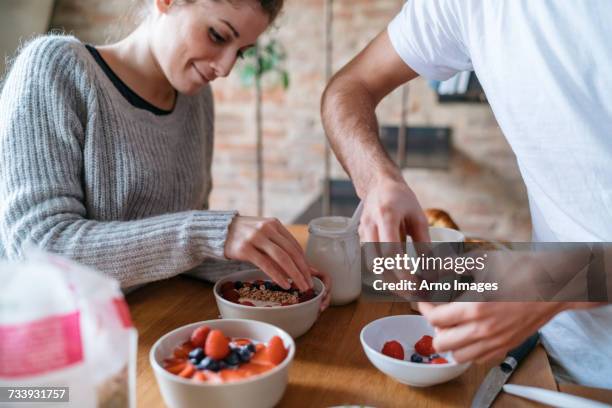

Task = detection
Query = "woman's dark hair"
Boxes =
[256,0,284,23]
[179,0,284,23]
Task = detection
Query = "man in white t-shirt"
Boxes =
[321,0,611,388]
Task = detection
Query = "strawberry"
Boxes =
[205,329,230,360]
[381,340,404,360]
[414,335,436,356]
[165,362,187,375]
[178,363,196,378]
[190,326,211,348]
[173,341,193,359]
[267,336,288,365]
[193,371,207,382]
[430,357,448,364]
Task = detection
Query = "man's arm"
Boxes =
[321,30,429,242]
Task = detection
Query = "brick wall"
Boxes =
[49,0,531,241]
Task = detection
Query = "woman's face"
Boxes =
[150,0,270,95]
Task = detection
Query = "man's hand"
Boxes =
[418,302,568,363]
[360,177,430,243]
[225,216,313,291]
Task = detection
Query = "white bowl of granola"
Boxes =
[213,270,325,338]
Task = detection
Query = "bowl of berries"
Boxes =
[360,315,470,387]
[213,269,325,338]
[150,319,295,408]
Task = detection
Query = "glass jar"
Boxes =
[305,216,361,305]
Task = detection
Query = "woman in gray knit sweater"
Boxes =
[0,0,328,303]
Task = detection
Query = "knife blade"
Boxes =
[470,332,540,408]
[503,384,612,408]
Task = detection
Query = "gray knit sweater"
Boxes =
[0,35,250,287]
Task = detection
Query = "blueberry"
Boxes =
[234,281,243,289]
[431,354,440,359]
[410,354,423,363]
[188,347,204,362]
[264,281,273,290]
[238,347,253,362]
[218,360,228,370]
[246,343,256,353]
[197,357,220,372]
[189,358,199,365]
[225,350,241,366]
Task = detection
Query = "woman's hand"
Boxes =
[224,216,313,291]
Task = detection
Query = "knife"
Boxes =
[503,384,612,408]
[470,332,540,408]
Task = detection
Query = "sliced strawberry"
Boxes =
[165,362,187,375]
[173,342,193,359]
[267,336,288,365]
[193,371,207,382]
[205,329,230,360]
[178,363,196,378]
[430,357,448,364]
[190,326,211,348]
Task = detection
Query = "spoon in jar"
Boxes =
[345,201,364,233]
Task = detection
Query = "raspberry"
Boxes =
[381,340,405,360]
[220,281,234,293]
[414,335,436,356]
[222,289,240,303]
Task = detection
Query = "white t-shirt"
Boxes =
[388,0,612,388]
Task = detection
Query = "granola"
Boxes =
[219,280,317,307]
[237,285,298,305]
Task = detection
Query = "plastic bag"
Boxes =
[0,250,137,407]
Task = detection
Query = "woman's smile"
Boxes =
[192,63,212,84]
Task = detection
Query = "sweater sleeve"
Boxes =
[0,36,237,287]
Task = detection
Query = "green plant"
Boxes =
[239,38,289,89]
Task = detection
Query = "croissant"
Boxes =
[424,208,459,230]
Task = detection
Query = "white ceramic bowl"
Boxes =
[150,319,295,408]
[360,315,471,387]
[214,269,324,338]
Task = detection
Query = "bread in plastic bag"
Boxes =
[0,249,137,407]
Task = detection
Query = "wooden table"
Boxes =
[127,226,612,407]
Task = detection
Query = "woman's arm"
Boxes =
[0,37,238,288]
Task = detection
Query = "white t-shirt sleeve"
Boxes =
[388,0,473,80]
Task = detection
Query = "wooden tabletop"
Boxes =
[126,225,611,407]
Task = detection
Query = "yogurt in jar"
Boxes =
[305,216,361,305]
